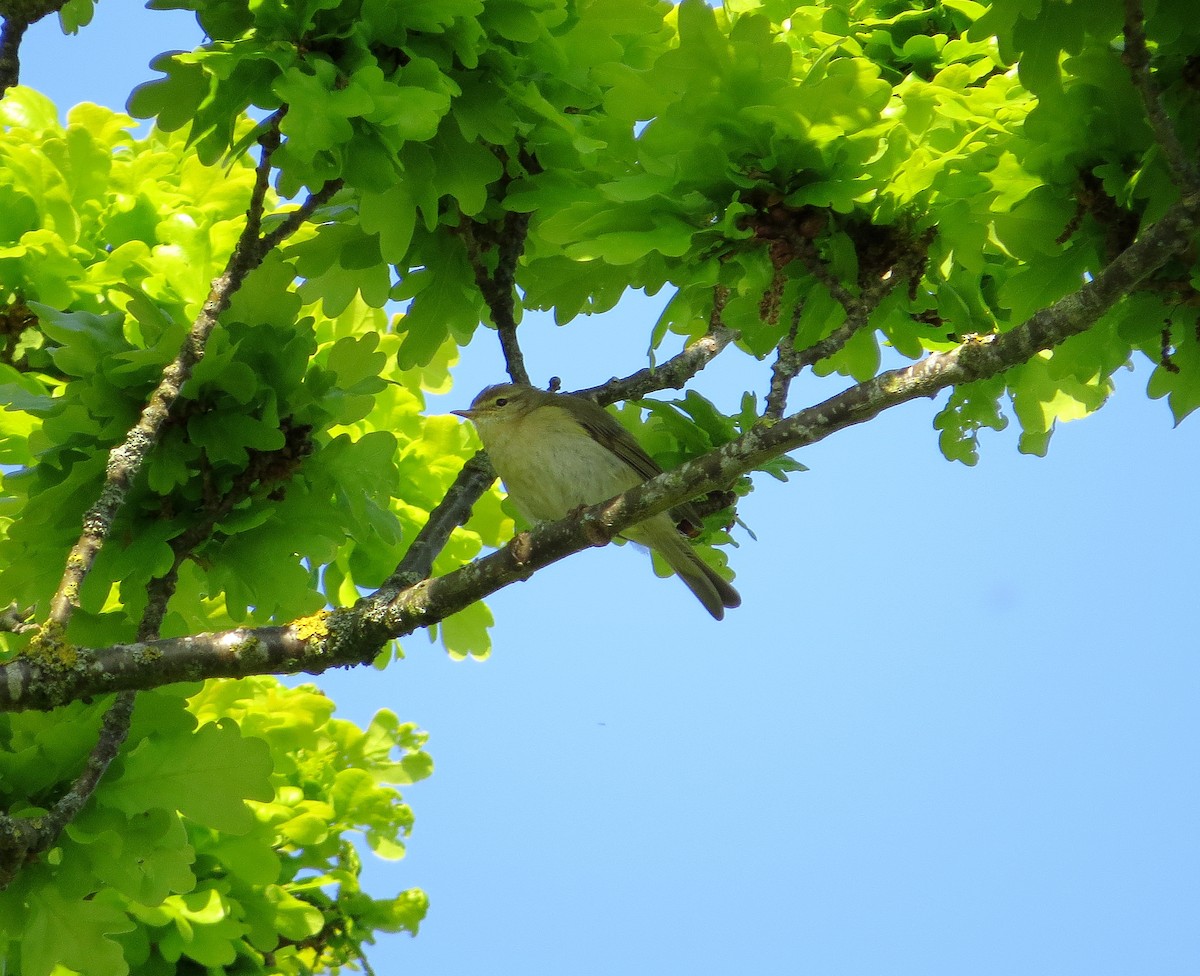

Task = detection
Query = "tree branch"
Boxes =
[0,14,28,92]
[0,690,133,888]
[0,0,67,94]
[0,601,35,634]
[786,226,930,378]
[0,406,306,886]
[463,211,532,385]
[1122,0,1200,194]
[764,303,803,420]
[259,178,344,255]
[5,192,1194,711]
[761,226,931,419]
[42,116,334,631]
[574,285,738,406]
[377,449,498,596]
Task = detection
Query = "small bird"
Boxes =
[452,382,740,620]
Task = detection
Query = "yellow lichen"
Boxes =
[24,621,78,668]
[291,610,331,644]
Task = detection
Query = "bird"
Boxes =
[452,382,740,620]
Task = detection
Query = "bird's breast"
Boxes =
[484,412,641,523]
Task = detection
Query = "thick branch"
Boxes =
[0,14,27,92]
[5,193,1194,711]
[0,0,67,93]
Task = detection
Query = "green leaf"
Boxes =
[381,57,459,141]
[425,128,504,217]
[997,242,1097,324]
[1008,350,1113,455]
[395,235,480,368]
[23,887,135,976]
[361,181,417,262]
[264,886,325,941]
[225,250,303,330]
[66,807,196,906]
[438,600,494,660]
[103,720,274,833]
[154,887,245,967]
[0,86,60,130]
[186,410,287,465]
[992,187,1075,259]
[1146,318,1200,424]
[484,0,547,42]
[127,56,209,131]
[934,376,1009,465]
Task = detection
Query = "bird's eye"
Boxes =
[494,397,508,407]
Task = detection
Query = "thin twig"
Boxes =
[576,327,740,405]
[494,212,531,384]
[0,690,134,888]
[764,303,803,419]
[786,230,930,377]
[1122,0,1200,192]
[575,285,737,405]
[260,179,344,254]
[463,212,532,385]
[152,414,315,639]
[0,601,35,634]
[44,116,333,629]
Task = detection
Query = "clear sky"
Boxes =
[18,6,1200,975]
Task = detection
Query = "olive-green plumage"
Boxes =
[452,383,740,620]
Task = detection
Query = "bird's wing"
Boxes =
[576,409,663,481]
[576,406,705,532]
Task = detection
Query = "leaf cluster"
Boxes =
[0,92,502,658]
[0,680,430,975]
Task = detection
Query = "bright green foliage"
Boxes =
[0,91,499,653]
[116,0,1200,451]
[1,0,1198,971]
[0,88,456,975]
[0,680,430,975]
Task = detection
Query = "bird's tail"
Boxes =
[633,517,741,621]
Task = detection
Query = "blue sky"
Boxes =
[18,5,1200,975]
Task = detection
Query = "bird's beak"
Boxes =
[449,408,474,419]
